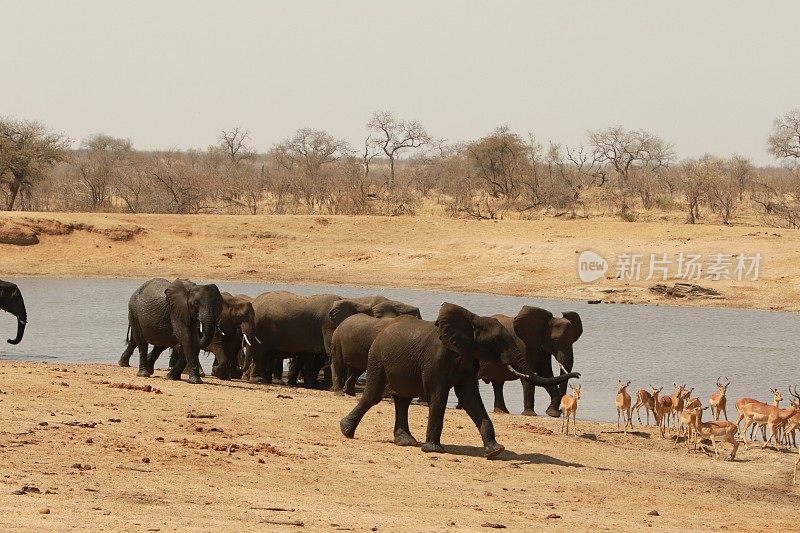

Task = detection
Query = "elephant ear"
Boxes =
[329,300,372,327]
[562,311,583,342]
[434,302,476,355]
[165,280,191,326]
[513,306,554,348]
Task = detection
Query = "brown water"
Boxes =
[1,277,797,422]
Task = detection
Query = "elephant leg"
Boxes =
[166,349,185,380]
[343,369,358,397]
[491,381,509,414]
[331,353,346,396]
[533,361,562,418]
[392,396,418,446]
[286,356,301,386]
[144,345,167,375]
[321,356,333,390]
[302,354,323,389]
[420,385,449,454]
[270,356,283,384]
[136,342,151,378]
[119,340,135,368]
[167,346,180,369]
[340,360,387,439]
[184,347,203,384]
[454,379,504,458]
[521,380,538,416]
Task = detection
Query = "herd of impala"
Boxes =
[561,377,800,484]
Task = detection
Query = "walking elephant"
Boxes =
[340,303,581,457]
[328,297,422,395]
[330,314,416,396]
[477,306,582,417]
[118,278,223,384]
[0,280,26,345]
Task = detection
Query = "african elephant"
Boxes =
[207,293,256,380]
[0,280,26,345]
[118,278,223,383]
[244,293,414,388]
[242,291,341,386]
[477,306,583,418]
[340,303,581,457]
[328,297,421,395]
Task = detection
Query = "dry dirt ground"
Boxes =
[1,211,798,311]
[0,362,798,532]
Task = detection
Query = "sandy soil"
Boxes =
[1,211,798,311]
[0,362,797,532]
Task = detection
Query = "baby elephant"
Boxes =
[340,302,580,458]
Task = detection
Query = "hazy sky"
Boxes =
[2,1,797,164]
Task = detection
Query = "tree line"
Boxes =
[1,109,799,227]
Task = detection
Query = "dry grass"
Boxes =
[1,211,798,310]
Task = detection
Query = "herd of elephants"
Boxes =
[2,276,797,480]
[0,277,581,458]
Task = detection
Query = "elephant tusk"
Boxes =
[506,364,529,380]
[199,323,204,335]
[217,326,226,336]
[254,335,261,344]
[243,334,252,347]
[557,361,568,374]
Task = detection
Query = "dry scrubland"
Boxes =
[0,362,798,532]
[1,211,799,310]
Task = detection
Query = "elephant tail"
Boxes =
[125,325,131,344]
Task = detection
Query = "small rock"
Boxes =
[11,490,25,495]
[257,458,265,464]
[86,438,93,444]
[481,523,506,529]
[546,514,561,519]
[38,422,48,426]
[108,418,121,423]
[647,510,659,516]
[142,457,150,464]
[39,508,50,514]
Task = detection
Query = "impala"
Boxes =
[560,384,581,437]
[709,377,730,421]
[686,405,740,461]
[652,387,673,439]
[615,380,633,434]
[632,388,656,425]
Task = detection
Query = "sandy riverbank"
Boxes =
[1,212,798,311]
[0,362,797,532]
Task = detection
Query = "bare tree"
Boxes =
[218,126,255,164]
[681,155,721,224]
[768,109,800,161]
[588,126,674,215]
[0,118,69,210]
[728,154,753,202]
[72,134,133,209]
[367,110,431,188]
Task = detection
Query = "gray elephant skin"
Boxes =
[477,306,582,417]
[340,303,581,458]
[0,280,27,345]
[118,278,223,383]
[244,292,419,388]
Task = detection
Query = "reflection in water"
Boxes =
[0,277,797,422]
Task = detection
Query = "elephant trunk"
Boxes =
[198,311,216,349]
[500,346,532,380]
[554,349,574,399]
[8,317,26,345]
[6,293,27,345]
